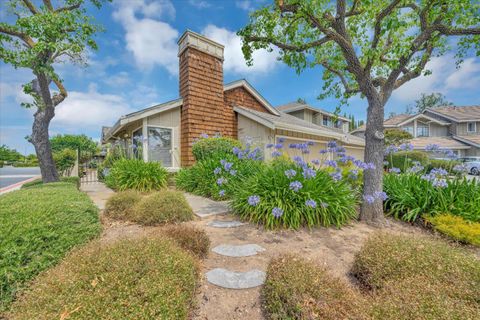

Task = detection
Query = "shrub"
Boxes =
[0,183,101,311]
[11,161,38,167]
[384,173,480,222]
[105,158,168,192]
[21,176,80,189]
[132,190,193,225]
[263,255,366,320]
[8,237,199,320]
[163,225,210,258]
[0,160,3,167]
[425,214,480,246]
[97,146,126,181]
[53,148,77,172]
[176,154,264,200]
[384,150,429,172]
[231,159,358,229]
[426,158,461,174]
[104,190,142,221]
[191,136,242,161]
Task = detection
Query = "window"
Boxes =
[467,122,477,133]
[403,126,414,135]
[322,115,329,126]
[416,125,429,137]
[132,128,143,159]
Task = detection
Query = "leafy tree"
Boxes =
[0,145,23,162]
[384,128,413,146]
[239,0,479,224]
[0,0,108,182]
[50,134,97,154]
[409,92,454,114]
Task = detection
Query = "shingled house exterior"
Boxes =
[350,106,480,157]
[102,30,365,169]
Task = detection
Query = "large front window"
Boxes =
[148,127,172,167]
[132,128,143,159]
[403,126,414,135]
[416,124,429,137]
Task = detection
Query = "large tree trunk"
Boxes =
[360,94,385,225]
[31,100,59,183]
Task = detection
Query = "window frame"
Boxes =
[467,122,477,133]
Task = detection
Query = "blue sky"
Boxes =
[1,0,479,155]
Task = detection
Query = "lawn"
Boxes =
[0,182,101,311]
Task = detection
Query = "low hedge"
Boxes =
[0,183,101,311]
[163,225,210,258]
[21,176,80,189]
[7,237,199,319]
[263,255,365,320]
[131,190,193,225]
[425,214,480,246]
[384,150,429,172]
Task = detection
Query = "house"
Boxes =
[350,106,480,157]
[102,30,365,169]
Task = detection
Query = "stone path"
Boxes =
[205,220,266,290]
[184,193,231,218]
[80,182,115,210]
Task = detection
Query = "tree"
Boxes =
[409,92,453,114]
[0,0,107,182]
[239,0,479,224]
[384,128,413,146]
[50,134,98,154]
[0,145,22,162]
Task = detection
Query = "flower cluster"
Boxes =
[272,207,284,218]
[421,168,449,188]
[406,161,424,174]
[289,181,303,192]
[363,191,388,204]
[248,195,260,206]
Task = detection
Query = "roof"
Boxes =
[276,101,350,122]
[410,137,471,150]
[224,79,280,116]
[453,135,480,148]
[425,106,480,122]
[234,106,365,146]
[384,114,412,126]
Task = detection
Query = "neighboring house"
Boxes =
[102,30,365,170]
[350,106,480,157]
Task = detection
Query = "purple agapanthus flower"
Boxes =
[284,169,297,179]
[266,143,274,149]
[374,191,388,201]
[289,143,298,149]
[311,159,320,165]
[232,147,240,155]
[214,167,222,175]
[389,167,401,174]
[302,167,316,179]
[330,171,342,181]
[224,162,233,171]
[220,159,226,165]
[385,145,398,155]
[307,141,315,146]
[200,133,209,139]
[453,164,467,174]
[219,190,226,197]
[319,149,329,154]
[305,199,317,208]
[271,151,281,157]
[348,169,359,179]
[216,177,226,185]
[277,137,286,143]
[275,143,283,149]
[289,181,303,192]
[432,178,448,188]
[272,207,284,218]
[431,168,448,176]
[425,144,440,152]
[335,146,346,153]
[325,160,338,168]
[399,143,414,151]
[363,195,375,204]
[248,195,260,206]
[327,140,337,149]
[230,170,237,176]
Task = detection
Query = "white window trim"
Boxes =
[467,122,477,133]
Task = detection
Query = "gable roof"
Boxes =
[276,101,350,122]
[453,135,480,148]
[234,106,365,146]
[384,114,412,126]
[224,79,280,116]
[410,136,471,150]
[425,106,480,122]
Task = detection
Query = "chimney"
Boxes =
[178,30,226,166]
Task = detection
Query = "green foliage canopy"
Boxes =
[50,134,97,153]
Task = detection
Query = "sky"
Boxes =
[1,0,479,155]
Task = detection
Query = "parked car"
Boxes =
[458,157,480,175]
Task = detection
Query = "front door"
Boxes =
[148,127,172,167]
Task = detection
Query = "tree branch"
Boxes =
[56,4,81,13]
[435,25,480,35]
[21,0,38,15]
[0,25,35,47]
[320,61,360,94]
[245,35,331,52]
[394,42,434,89]
[346,0,363,17]
[42,0,54,11]
[52,78,67,106]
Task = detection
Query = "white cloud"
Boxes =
[189,0,211,9]
[202,24,278,74]
[236,1,254,11]
[52,84,134,129]
[392,55,480,102]
[106,71,131,87]
[0,82,32,105]
[113,0,179,74]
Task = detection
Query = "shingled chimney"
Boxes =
[178,30,226,166]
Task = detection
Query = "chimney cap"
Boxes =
[178,29,224,60]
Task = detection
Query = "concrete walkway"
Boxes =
[80,182,115,210]
[184,193,231,218]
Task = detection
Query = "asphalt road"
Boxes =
[0,166,41,188]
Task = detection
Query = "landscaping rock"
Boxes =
[207,220,245,228]
[212,244,265,257]
[206,268,266,289]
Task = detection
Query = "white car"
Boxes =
[459,157,480,175]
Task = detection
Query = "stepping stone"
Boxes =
[207,220,244,228]
[206,268,266,289]
[212,244,265,257]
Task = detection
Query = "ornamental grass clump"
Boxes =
[231,139,372,229]
[132,190,193,225]
[104,190,142,221]
[162,225,211,258]
[8,237,199,320]
[105,158,168,192]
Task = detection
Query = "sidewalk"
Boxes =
[80,182,115,210]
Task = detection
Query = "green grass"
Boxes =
[263,233,480,320]
[21,176,80,189]
[7,236,199,320]
[0,182,101,311]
